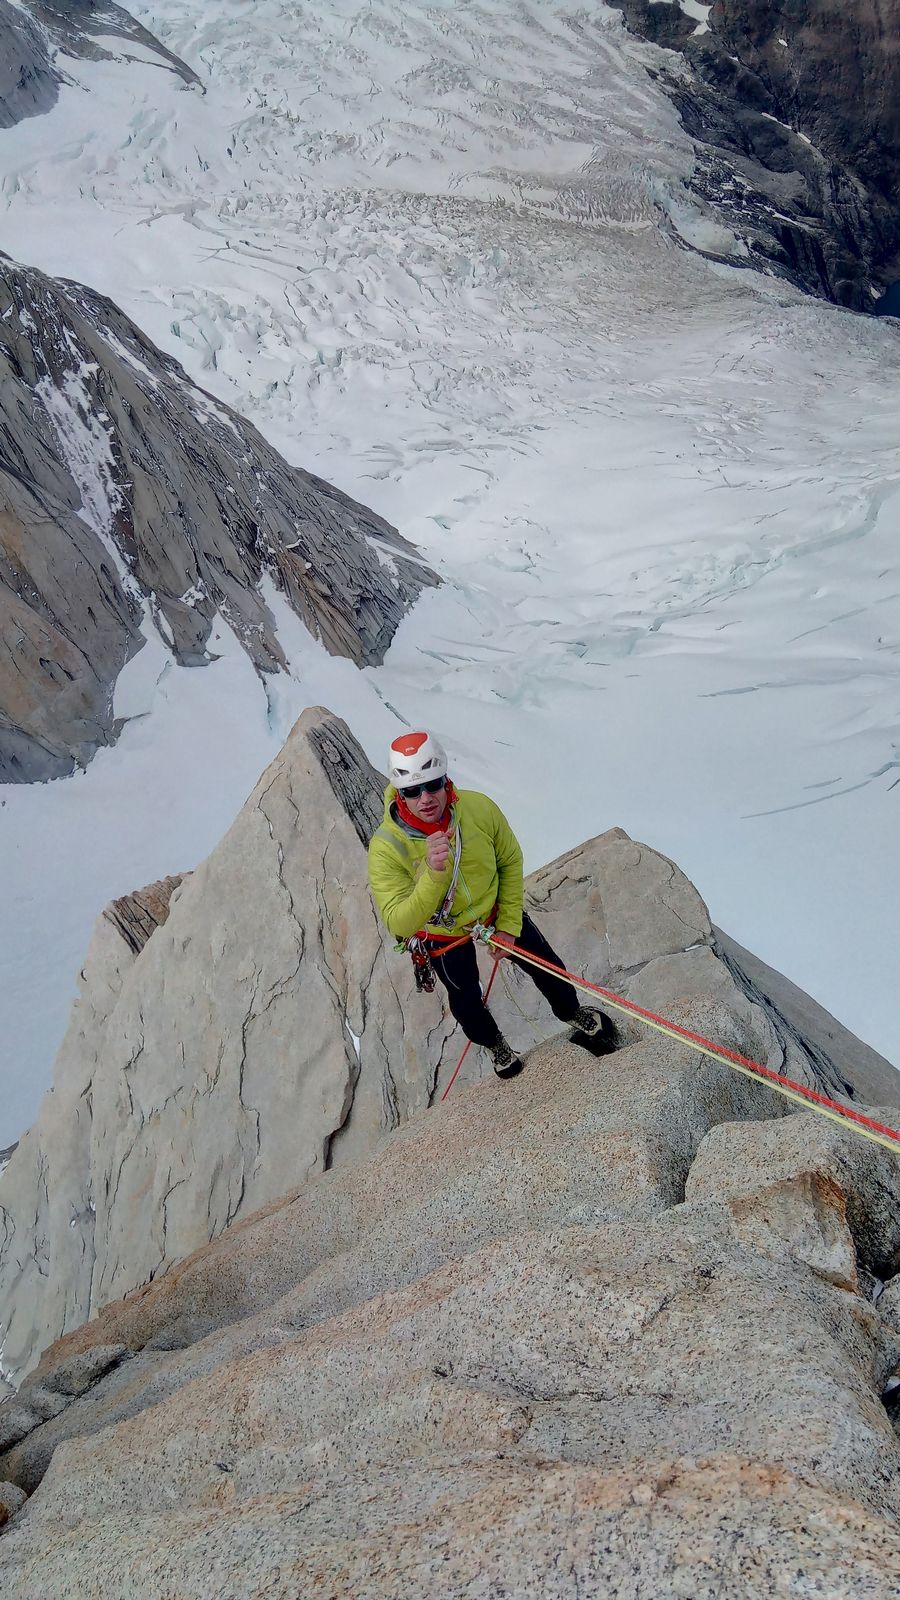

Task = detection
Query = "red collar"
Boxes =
[394,781,457,835]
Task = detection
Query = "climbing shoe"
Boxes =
[490,1037,524,1079]
[569,1005,619,1057]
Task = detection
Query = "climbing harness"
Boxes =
[418,923,900,1156]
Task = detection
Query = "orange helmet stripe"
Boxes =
[391,731,429,757]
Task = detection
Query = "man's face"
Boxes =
[403,778,448,826]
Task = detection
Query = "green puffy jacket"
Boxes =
[368,786,524,942]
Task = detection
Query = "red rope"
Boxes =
[425,931,471,953]
[439,957,503,1103]
[426,926,900,1153]
[498,942,900,1150]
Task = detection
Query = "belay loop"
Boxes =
[405,899,502,999]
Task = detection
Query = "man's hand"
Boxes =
[426,829,452,873]
[491,931,518,957]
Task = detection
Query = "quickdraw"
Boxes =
[431,815,463,929]
[402,925,469,992]
[407,935,436,995]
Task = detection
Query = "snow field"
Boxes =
[0,0,898,1140]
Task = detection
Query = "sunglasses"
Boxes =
[400,776,446,799]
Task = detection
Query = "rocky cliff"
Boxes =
[1,707,897,1397]
[1,709,899,1591]
[0,0,199,130]
[0,256,435,780]
[1,966,900,1590]
[0,1,58,129]
[610,0,900,309]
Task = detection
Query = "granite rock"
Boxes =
[0,703,898,1586]
[686,1112,900,1281]
[0,710,457,1383]
[1,713,896,1398]
[0,1482,26,1525]
[609,0,900,309]
[0,1,58,129]
[882,1274,900,1314]
[3,0,200,101]
[1,1038,900,1592]
[0,253,435,780]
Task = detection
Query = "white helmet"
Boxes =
[388,730,448,790]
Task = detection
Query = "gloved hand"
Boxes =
[490,931,518,957]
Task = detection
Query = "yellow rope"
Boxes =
[496,961,542,1043]
[488,936,900,1158]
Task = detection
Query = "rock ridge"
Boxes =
[0,1,58,129]
[0,709,896,1397]
[0,254,436,780]
[102,877,185,958]
[0,0,200,132]
[610,0,900,309]
[1,1012,900,1593]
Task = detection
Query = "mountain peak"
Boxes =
[0,257,436,780]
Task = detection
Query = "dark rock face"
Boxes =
[608,0,696,52]
[0,459,143,782]
[0,1,59,129]
[875,282,900,318]
[5,0,200,100]
[610,0,900,309]
[0,256,436,782]
[103,877,185,957]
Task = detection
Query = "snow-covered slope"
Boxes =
[0,0,898,1140]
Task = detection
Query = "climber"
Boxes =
[367,730,620,1079]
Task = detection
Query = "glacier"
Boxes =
[0,0,898,1143]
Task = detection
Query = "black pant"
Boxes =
[431,912,580,1049]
